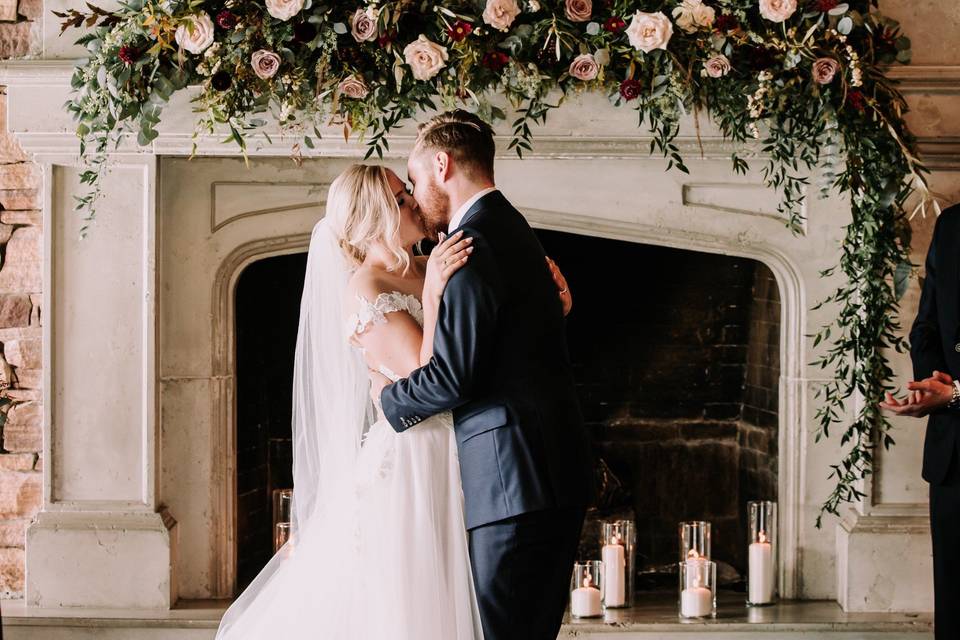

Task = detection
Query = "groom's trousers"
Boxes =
[468,506,586,640]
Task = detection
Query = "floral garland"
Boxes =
[59,0,928,526]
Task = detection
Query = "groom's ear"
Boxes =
[434,151,451,182]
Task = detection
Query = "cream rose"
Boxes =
[175,13,215,55]
[338,75,370,99]
[265,0,304,21]
[565,0,592,23]
[351,7,379,42]
[813,57,839,84]
[251,49,281,79]
[626,11,674,53]
[704,54,731,78]
[673,0,715,34]
[482,0,521,32]
[569,53,599,81]
[758,0,796,23]
[403,35,449,81]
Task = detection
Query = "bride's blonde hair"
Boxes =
[326,164,410,273]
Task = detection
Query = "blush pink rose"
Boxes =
[569,53,599,80]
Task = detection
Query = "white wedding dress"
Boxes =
[215,289,484,640]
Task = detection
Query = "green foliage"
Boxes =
[61,0,929,525]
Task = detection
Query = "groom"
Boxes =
[375,110,594,640]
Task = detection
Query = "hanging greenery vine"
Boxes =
[57,0,930,525]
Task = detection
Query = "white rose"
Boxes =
[251,49,281,80]
[703,54,731,78]
[483,0,521,31]
[265,0,304,21]
[338,75,370,99]
[672,0,715,34]
[626,11,674,53]
[758,0,796,23]
[403,35,449,81]
[175,13,215,55]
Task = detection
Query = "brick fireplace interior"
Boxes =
[233,228,780,594]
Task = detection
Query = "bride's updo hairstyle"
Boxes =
[326,163,410,274]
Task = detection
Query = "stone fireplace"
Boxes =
[0,59,936,615]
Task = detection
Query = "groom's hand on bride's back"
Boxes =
[546,256,572,316]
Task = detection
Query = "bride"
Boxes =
[215,164,570,639]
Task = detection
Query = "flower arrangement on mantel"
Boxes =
[58,0,931,526]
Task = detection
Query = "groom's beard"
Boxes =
[419,179,451,240]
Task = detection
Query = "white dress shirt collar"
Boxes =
[448,187,497,233]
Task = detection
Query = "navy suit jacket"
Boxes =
[380,191,595,529]
[910,204,960,485]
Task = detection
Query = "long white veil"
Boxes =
[216,216,371,638]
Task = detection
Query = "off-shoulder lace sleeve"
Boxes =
[344,291,424,340]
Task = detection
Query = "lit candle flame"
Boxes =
[759,531,767,544]
[687,549,700,560]
[582,572,593,588]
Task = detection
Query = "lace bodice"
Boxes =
[345,291,424,382]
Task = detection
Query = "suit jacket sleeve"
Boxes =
[380,233,501,432]
[909,213,949,382]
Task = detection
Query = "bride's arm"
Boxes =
[419,232,474,365]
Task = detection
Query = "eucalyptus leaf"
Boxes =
[828,3,848,16]
[837,16,853,35]
[333,22,347,34]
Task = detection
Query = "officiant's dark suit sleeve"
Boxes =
[908,205,960,486]
[380,231,501,431]
[910,211,950,383]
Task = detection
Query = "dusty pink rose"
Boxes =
[626,11,674,53]
[672,0,715,33]
[350,7,378,42]
[482,0,521,31]
[565,0,592,23]
[338,75,369,99]
[251,49,281,79]
[265,0,304,21]
[403,35,449,81]
[812,57,839,84]
[704,54,731,78]
[758,0,796,23]
[569,53,599,81]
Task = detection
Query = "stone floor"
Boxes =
[0,590,933,640]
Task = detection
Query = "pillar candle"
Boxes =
[681,585,713,617]
[571,576,602,618]
[601,538,625,606]
[748,533,774,604]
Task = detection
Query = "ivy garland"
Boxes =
[58,0,931,526]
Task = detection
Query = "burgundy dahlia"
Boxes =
[603,16,626,32]
[376,30,396,48]
[118,45,137,65]
[447,20,473,43]
[814,0,839,12]
[482,51,510,72]
[619,78,642,101]
[211,71,232,91]
[846,90,866,112]
[216,10,237,29]
[293,21,317,43]
[714,14,739,32]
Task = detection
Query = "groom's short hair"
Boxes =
[414,110,496,181]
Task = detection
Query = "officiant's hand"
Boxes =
[881,370,954,417]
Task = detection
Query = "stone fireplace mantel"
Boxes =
[0,53,937,614]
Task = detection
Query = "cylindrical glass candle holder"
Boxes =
[273,488,293,526]
[600,520,635,608]
[747,500,777,606]
[678,558,716,619]
[570,561,603,618]
[679,521,711,561]
[274,521,291,552]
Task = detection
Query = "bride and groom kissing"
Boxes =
[215,109,595,640]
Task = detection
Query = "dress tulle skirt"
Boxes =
[215,413,484,640]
